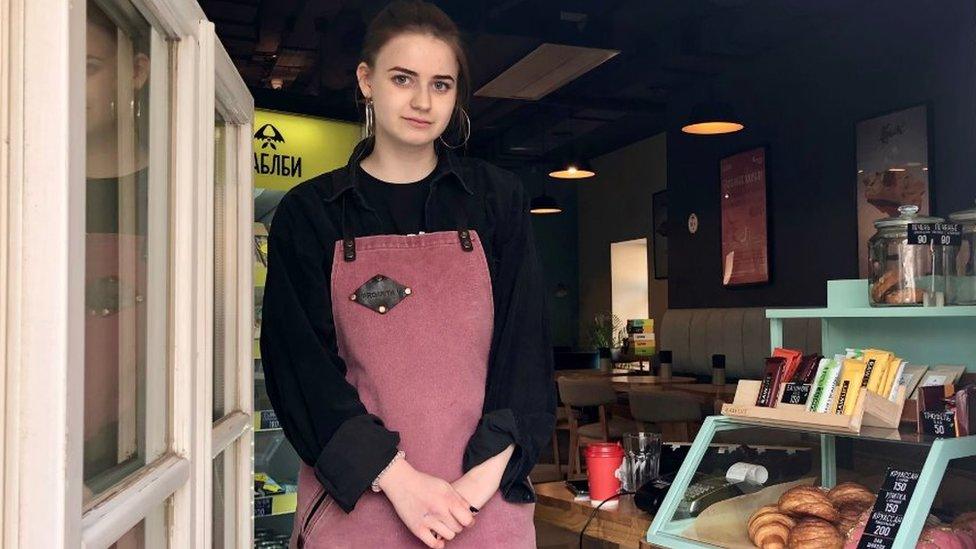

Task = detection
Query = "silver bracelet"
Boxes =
[370,450,405,492]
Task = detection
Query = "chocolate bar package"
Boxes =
[793,354,823,385]
[956,385,976,437]
[756,357,787,408]
[917,384,955,413]
[917,383,955,435]
[773,348,803,385]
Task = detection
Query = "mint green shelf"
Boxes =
[769,280,976,373]
[767,306,976,318]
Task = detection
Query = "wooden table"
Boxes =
[609,375,697,390]
[556,368,653,377]
[629,383,739,413]
[533,481,656,549]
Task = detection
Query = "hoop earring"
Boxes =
[439,107,471,150]
[363,98,375,139]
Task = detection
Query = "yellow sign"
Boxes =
[253,109,362,191]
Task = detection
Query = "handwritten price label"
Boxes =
[780,383,812,406]
[857,468,920,549]
[908,223,962,246]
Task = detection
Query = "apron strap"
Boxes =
[341,194,356,262]
[447,188,473,253]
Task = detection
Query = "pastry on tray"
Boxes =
[778,485,840,523]
[788,517,844,549]
[748,505,796,549]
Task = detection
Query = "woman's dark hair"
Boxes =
[360,1,470,127]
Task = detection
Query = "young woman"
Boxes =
[260,1,556,548]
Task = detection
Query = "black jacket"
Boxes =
[259,138,556,513]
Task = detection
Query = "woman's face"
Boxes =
[357,32,459,148]
[86,21,119,139]
[86,15,151,141]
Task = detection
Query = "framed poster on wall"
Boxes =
[855,104,931,278]
[721,147,769,286]
[652,190,668,279]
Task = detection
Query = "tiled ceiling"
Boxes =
[200,0,859,168]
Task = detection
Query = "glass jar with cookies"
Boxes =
[868,205,955,306]
[947,200,976,305]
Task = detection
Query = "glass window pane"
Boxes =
[108,500,168,549]
[213,117,227,422]
[85,0,169,503]
[212,451,231,548]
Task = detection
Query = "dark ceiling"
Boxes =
[201,0,860,169]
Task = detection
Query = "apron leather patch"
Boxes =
[349,274,411,314]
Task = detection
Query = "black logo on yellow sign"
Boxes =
[253,123,302,178]
[254,123,285,150]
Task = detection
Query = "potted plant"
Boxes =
[587,312,623,370]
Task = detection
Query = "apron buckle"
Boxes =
[458,229,473,252]
[343,237,357,262]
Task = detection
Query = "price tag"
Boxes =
[254,496,273,517]
[259,409,281,430]
[857,468,920,549]
[920,410,957,438]
[907,223,962,246]
[780,383,812,405]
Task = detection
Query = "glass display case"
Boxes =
[648,279,976,548]
[647,418,976,548]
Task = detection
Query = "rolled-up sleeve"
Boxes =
[260,191,399,513]
[461,176,557,504]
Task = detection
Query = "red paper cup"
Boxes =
[584,442,624,504]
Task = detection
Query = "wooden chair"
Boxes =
[627,389,703,442]
[556,376,639,476]
[550,406,570,478]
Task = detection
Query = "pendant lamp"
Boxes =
[681,94,744,135]
[530,177,562,215]
[549,157,595,179]
[530,192,562,215]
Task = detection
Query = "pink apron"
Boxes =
[291,227,535,548]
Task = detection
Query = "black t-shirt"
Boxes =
[356,166,432,235]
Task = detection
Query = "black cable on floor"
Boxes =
[578,490,636,549]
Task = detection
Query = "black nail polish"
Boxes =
[470,505,479,513]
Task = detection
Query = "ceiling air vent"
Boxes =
[475,43,619,101]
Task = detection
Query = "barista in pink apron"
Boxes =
[261,2,555,548]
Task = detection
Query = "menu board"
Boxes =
[857,468,920,549]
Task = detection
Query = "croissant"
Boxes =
[787,517,843,549]
[756,521,791,549]
[827,482,875,511]
[835,505,865,538]
[778,485,840,523]
[749,505,795,549]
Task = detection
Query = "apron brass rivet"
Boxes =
[349,293,357,301]
[378,305,387,314]
[404,288,412,295]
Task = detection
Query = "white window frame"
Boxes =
[2,1,253,547]
[210,25,255,549]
